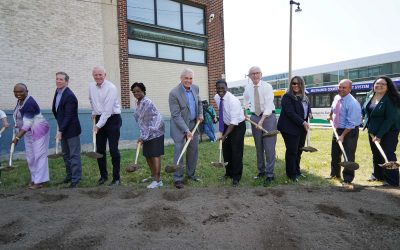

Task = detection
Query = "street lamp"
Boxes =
[289,0,302,85]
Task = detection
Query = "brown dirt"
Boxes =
[0,185,399,249]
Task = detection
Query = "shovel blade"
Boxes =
[300,146,318,153]
[262,130,279,137]
[126,164,142,172]
[340,161,359,171]
[378,162,400,170]
[48,153,63,159]
[86,152,103,159]
[165,165,183,173]
[211,162,228,168]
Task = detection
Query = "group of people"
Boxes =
[1,66,399,189]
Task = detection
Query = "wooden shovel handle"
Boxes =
[134,141,142,164]
[176,121,201,164]
[329,120,349,162]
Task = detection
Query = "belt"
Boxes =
[250,111,275,116]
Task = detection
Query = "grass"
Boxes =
[0,129,397,191]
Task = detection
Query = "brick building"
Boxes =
[0,0,225,115]
[0,0,225,154]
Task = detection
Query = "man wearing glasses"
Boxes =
[244,66,277,186]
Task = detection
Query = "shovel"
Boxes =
[245,116,279,137]
[301,120,318,152]
[48,126,63,159]
[165,120,200,173]
[371,135,400,170]
[329,120,359,170]
[211,137,228,168]
[86,118,103,159]
[0,127,5,138]
[126,141,143,172]
[1,128,17,171]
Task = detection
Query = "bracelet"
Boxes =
[15,136,20,140]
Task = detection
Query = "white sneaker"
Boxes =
[147,180,163,189]
[142,176,153,183]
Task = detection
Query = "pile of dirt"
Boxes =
[0,185,399,249]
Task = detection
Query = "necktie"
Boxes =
[254,85,261,116]
[219,98,224,133]
[333,98,341,128]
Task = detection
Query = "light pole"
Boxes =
[289,1,302,85]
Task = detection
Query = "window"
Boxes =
[158,44,182,60]
[128,0,205,35]
[157,0,181,30]
[183,4,204,34]
[128,40,156,57]
[127,0,155,24]
[184,48,205,63]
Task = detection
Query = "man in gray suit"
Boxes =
[169,68,203,189]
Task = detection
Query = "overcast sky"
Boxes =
[224,0,400,81]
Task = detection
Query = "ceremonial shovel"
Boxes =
[0,127,5,137]
[211,137,228,168]
[2,128,17,170]
[165,120,200,173]
[244,116,279,137]
[371,135,400,169]
[301,120,318,152]
[126,141,143,172]
[86,119,103,159]
[329,120,359,170]
[48,126,63,159]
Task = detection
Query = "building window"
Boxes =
[128,40,156,57]
[157,0,181,30]
[184,48,205,63]
[127,0,155,24]
[128,0,205,35]
[182,4,204,34]
[158,44,182,60]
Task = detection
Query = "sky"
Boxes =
[224,0,400,81]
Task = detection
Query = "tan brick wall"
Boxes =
[129,58,208,116]
[0,0,120,110]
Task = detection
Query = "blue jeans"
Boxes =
[61,135,82,183]
[203,123,216,141]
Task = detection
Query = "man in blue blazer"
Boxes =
[52,72,82,188]
[169,68,203,189]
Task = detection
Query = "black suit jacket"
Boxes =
[277,93,311,136]
[52,87,81,139]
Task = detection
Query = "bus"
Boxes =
[229,78,400,126]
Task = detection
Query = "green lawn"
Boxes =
[0,129,397,190]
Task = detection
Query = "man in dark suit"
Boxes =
[52,72,82,188]
[169,68,203,189]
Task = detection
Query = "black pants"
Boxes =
[368,129,399,186]
[222,121,246,182]
[331,128,359,183]
[96,114,122,180]
[281,130,306,180]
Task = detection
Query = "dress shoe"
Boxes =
[232,179,239,187]
[174,181,184,189]
[188,176,201,182]
[263,177,274,187]
[97,177,108,186]
[69,182,78,188]
[109,179,121,186]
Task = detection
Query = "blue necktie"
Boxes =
[219,98,224,133]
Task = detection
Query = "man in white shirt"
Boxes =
[89,66,122,186]
[214,79,246,186]
[243,66,277,186]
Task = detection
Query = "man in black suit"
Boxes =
[52,72,82,188]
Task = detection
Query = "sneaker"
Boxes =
[142,176,153,183]
[254,173,265,179]
[147,180,163,189]
[367,175,377,182]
